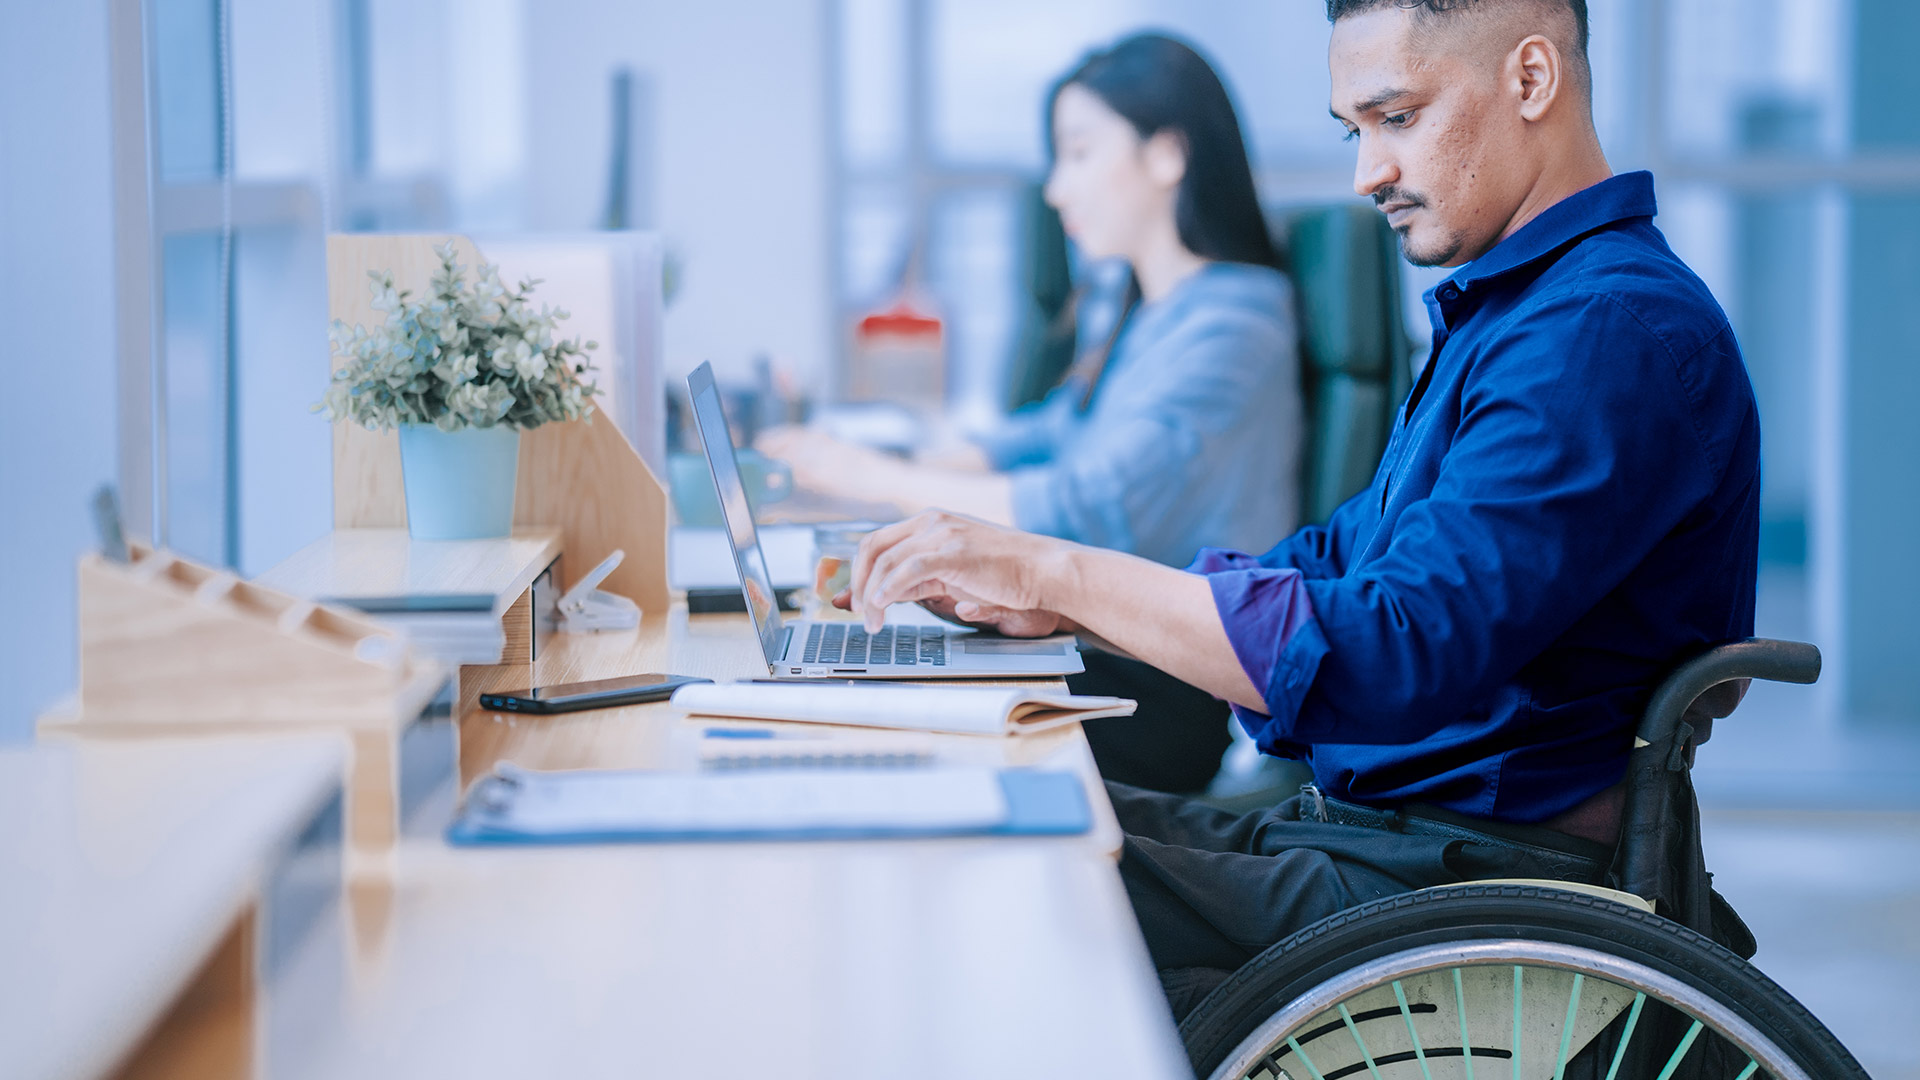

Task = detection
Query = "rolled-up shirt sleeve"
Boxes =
[1186,547,1330,750]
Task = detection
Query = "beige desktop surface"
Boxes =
[0,735,343,1080]
[309,836,1185,1080]
[295,607,1183,1080]
[22,597,1179,1079]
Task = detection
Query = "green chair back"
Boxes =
[1005,183,1079,411]
[1271,203,1414,525]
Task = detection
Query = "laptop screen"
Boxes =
[686,362,785,662]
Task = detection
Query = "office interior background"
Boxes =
[1,1,1915,1073]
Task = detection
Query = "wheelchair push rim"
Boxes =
[1211,940,1811,1080]
[1186,884,1867,1080]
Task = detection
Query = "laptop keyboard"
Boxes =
[802,623,947,667]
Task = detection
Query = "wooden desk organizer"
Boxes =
[326,233,671,618]
[44,543,447,862]
[255,527,563,667]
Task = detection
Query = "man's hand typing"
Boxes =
[838,509,1266,711]
[844,511,1069,636]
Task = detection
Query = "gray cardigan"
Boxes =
[975,261,1302,567]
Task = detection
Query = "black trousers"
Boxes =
[1070,649,1235,794]
[1108,781,1613,1018]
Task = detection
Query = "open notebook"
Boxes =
[669,682,1136,737]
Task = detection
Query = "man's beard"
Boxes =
[1395,227,1466,268]
[1375,185,1464,267]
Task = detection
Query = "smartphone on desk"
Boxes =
[480,673,712,715]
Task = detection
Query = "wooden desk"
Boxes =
[453,607,1125,856]
[295,607,1186,1079]
[0,736,346,1080]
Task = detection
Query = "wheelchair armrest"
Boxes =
[1637,637,1821,746]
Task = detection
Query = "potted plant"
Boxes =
[318,243,598,540]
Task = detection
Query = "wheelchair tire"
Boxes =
[1179,882,1869,1080]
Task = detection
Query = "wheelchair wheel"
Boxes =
[1179,883,1868,1080]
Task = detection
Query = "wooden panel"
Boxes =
[498,586,533,666]
[347,730,398,855]
[55,544,441,861]
[111,905,256,1080]
[0,738,339,1080]
[326,234,485,530]
[73,550,442,729]
[515,411,671,616]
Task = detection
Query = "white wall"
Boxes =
[0,0,119,741]
[521,0,833,389]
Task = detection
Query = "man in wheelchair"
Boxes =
[844,0,1759,1022]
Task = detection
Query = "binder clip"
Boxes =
[558,549,641,632]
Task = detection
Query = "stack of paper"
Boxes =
[322,596,506,667]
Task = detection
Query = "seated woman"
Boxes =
[760,32,1301,571]
[762,33,1302,794]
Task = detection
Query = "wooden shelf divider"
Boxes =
[42,543,446,860]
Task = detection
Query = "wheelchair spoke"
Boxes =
[1653,1019,1705,1080]
[1511,966,1524,1080]
[1602,991,1647,1080]
[1553,973,1584,1080]
[1336,1002,1386,1080]
[1390,979,1435,1080]
[1285,1034,1331,1080]
[1452,967,1477,1080]
[1197,888,1868,1080]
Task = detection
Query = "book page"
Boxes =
[670,683,1132,736]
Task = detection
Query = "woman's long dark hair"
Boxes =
[1047,32,1278,270]
[1041,33,1277,408]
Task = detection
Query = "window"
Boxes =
[117,0,333,574]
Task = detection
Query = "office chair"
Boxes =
[1005,183,1080,412]
[1269,201,1416,527]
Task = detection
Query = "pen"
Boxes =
[743,678,941,688]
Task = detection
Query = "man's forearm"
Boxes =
[1045,545,1266,711]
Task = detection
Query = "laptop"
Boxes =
[686,362,1084,680]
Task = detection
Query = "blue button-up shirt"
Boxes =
[1198,172,1759,823]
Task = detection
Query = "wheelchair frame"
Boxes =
[1176,638,1872,1080]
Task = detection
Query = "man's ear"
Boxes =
[1513,34,1562,122]
[1141,130,1189,190]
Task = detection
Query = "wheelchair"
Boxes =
[1176,639,1873,1080]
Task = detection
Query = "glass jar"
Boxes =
[808,520,886,617]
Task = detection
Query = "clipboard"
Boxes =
[446,763,1091,845]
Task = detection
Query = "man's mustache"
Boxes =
[1374,186,1425,212]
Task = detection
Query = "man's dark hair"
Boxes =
[1326,0,1591,70]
